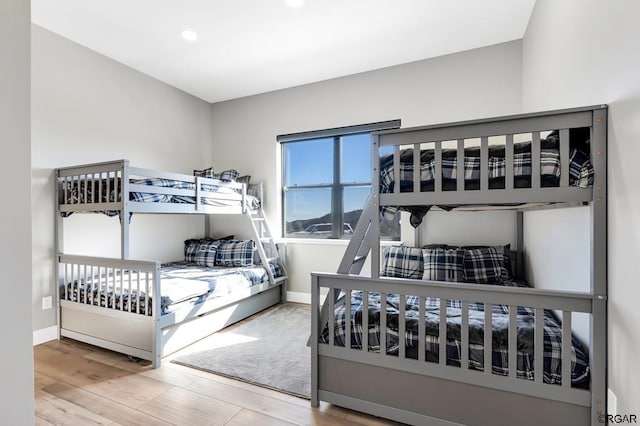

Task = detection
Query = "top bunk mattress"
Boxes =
[377,128,597,226]
[379,130,594,194]
[59,176,260,216]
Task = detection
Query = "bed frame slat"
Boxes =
[457,139,465,191]
[119,268,124,312]
[83,174,88,204]
[63,176,68,205]
[413,144,421,192]
[135,270,140,314]
[434,142,442,192]
[439,298,446,366]
[484,303,492,374]
[145,271,150,316]
[381,293,387,356]
[562,310,572,388]
[393,146,400,194]
[345,290,352,349]
[362,291,369,352]
[531,132,541,189]
[74,264,80,303]
[399,294,406,359]
[461,301,469,369]
[535,307,544,383]
[329,288,335,347]
[560,129,570,187]
[505,134,514,190]
[106,172,111,203]
[97,173,103,202]
[480,137,489,191]
[508,305,517,379]
[419,296,426,363]
[127,269,132,313]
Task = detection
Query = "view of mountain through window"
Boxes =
[282,130,399,240]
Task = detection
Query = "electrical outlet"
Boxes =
[42,295,53,310]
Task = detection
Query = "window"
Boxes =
[279,121,401,239]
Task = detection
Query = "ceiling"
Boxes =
[31,0,536,103]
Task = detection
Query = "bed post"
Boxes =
[310,273,320,407]
[590,106,608,424]
[371,134,381,278]
[516,211,524,279]
[152,261,162,368]
[55,169,62,339]
[121,160,130,259]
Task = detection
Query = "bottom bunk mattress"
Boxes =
[320,284,590,389]
[63,261,284,316]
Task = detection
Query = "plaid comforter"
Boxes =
[378,140,594,227]
[380,146,594,194]
[64,261,283,316]
[60,177,260,217]
[320,283,590,388]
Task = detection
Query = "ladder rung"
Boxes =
[260,237,273,242]
[267,256,279,262]
[252,217,266,221]
[273,276,287,284]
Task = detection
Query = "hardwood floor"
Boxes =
[34,338,403,425]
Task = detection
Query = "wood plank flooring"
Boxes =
[34,338,403,425]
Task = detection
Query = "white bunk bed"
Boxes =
[310,106,607,426]
[56,159,287,367]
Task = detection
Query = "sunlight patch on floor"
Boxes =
[175,332,259,356]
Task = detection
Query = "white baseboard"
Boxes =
[286,291,325,305]
[33,326,58,346]
[287,291,311,304]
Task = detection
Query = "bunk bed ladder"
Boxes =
[337,195,374,275]
[309,196,375,348]
[246,207,288,294]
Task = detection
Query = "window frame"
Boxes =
[278,120,400,240]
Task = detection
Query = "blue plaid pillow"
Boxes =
[215,240,255,267]
[463,247,503,284]
[193,167,216,179]
[214,169,240,182]
[194,240,222,267]
[422,248,464,282]
[184,239,200,262]
[380,246,424,279]
[185,237,217,262]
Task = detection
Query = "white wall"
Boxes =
[523,206,591,345]
[0,0,34,423]
[209,41,523,293]
[31,26,214,333]
[523,0,640,415]
[416,210,517,248]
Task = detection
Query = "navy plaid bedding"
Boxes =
[378,139,594,227]
[380,246,424,279]
[320,282,590,388]
[64,261,284,316]
[380,146,594,195]
[463,247,505,284]
[422,247,465,282]
[60,176,260,216]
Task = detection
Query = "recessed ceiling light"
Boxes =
[181,29,198,42]
[285,0,304,8]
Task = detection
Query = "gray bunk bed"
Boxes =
[55,159,287,367]
[310,105,607,426]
